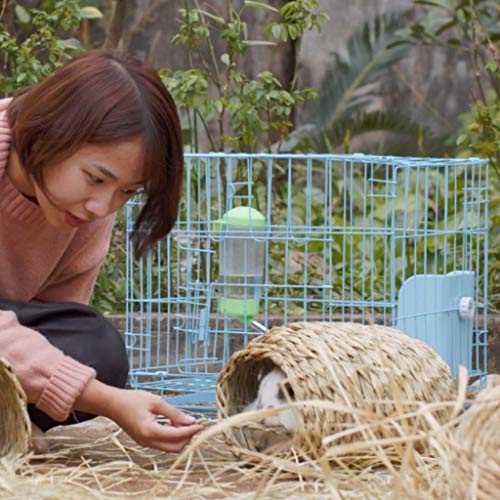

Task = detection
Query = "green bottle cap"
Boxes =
[213,206,266,230]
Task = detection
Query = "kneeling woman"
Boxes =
[0,50,204,452]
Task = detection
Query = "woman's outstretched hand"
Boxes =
[74,379,204,452]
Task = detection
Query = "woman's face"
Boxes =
[34,137,145,229]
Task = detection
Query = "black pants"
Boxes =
[0,299,129,431]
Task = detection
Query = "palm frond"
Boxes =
[316,11,411,130]
[316,110,452,156]
[318,110,424,148]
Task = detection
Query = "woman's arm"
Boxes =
[0,310,203,452]
[28,218,205,450]
[0,310,96,420]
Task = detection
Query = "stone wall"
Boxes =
[121,0,474,141]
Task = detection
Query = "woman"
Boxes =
[0,50,204,452]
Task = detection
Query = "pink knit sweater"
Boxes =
[0,98,116,421]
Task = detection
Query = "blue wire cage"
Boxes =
[125,153,489,411]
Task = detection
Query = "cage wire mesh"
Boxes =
[125,153,489,410]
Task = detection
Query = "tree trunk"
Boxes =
[104,0,128,49]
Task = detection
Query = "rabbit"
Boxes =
[244,366,297,433]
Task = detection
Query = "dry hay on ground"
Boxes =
[0,410,455,500]
[2,325,496,499]
[1,368,470,499]
[0,370,478,499]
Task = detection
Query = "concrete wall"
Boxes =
[121,0,474,141]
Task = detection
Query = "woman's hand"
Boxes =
[107,388,204,452]
[74,379,204,452]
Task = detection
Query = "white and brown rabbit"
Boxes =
[244,366,297,437]
[243,367,297,450]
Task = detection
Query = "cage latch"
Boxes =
[459,297,475,320]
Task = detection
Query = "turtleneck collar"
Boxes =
[0,98,47,224]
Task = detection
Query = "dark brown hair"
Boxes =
[8,50,183,257]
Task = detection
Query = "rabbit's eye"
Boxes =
[281,382,294,399]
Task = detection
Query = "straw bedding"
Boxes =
[1,322,497,498]
[0,413,452,499]
[217,322,456,460]
[0,356,30,459]
[448,384,500,500]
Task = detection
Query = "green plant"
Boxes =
[457,97,500,311]
[457,94,500,173]
[1,1,78,95]
[90,208,127,314]
[396,1,499,163]
[396,0,499,311]
[161,0,327,152]
[0,1,104,96]
[283,12,438,155]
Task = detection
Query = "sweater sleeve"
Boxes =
[0,216,115,421]
[0,310,96,421]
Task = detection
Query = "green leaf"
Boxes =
[196,9,225,25]
[80,6,103,19]
[411,24,426,34]
[181,128,192,145]
[446,38,462,47]
[271,24,282,39]
[220,53,230,66]
[15,5,31,24]
[244,1,279,13]
[243,40,277,46]
[386,39,411,48]
[485,61,498,72]
[214,100,224,113]
[414,1,450,11]
[435,19,457,36]
[57,38,82,50]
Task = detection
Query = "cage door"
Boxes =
[396,271,475,377]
